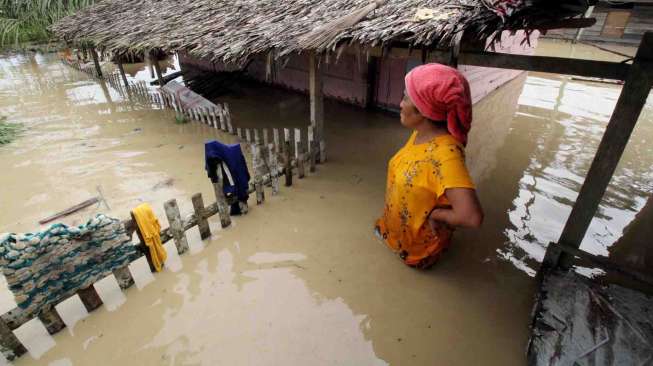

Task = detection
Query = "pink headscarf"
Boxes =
[404,63,473,145]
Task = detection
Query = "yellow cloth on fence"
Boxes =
[132,203,167,272]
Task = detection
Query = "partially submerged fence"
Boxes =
[0,58,327,361]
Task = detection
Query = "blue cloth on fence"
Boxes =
[205,140,250,214]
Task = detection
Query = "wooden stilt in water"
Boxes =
[164,199,190,255]
[309,52,324,154]
[252,145,265,204]
[263,129,269,146]
[298,144,306,179]
[294,128,301,160]
[38,307,65,335]
[273,128,280,154]
[284,141,293,187]
[320,140,327,163]
[268,144,280,195]
[89,46,103,79]
[78,286,103,312]
[283,128,291,156]
[152,53,165,88]
[245,129,252,143]
[212,173,232,228]
[117,63,129,89]
[308,126,316,173]
[192,193,211,240]
[254,129,260,145]
[0,318,26,360]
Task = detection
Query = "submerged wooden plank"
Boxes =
[528,270,653,365]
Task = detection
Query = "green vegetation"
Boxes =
[0,116,22,144]
[0,0,95,47]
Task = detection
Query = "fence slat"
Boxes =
[252,145,265,204]
[112,266,134,289]
[284,141,293,187]
[38,307,65,335]
[212,174,232,228]
[268,144,280,195]
[192,193,211,240]
[78,286,103,312]
[0,318,26,360]
[164,199,190,254]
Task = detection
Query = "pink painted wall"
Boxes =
[179,30,538,109]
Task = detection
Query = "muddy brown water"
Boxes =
[0,40,650,365]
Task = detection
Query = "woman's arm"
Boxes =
[429,188,484,228]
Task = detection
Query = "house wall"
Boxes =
[179,30,537,109]
[544,4,653,44]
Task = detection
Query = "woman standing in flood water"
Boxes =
[375,63,484,269]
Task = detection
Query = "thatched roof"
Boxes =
[51,0,591,65]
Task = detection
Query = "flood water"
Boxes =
[0,39,651,365]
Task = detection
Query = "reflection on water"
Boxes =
[496,73,652,277]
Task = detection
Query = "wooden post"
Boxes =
[112,266,134,289]
[252,145,265,204]
[309,52,324,143]
[224,103,233,133]
[254,129,260,145]
[145,51,155,79]
[320,139,327,163]
[192,193,211,240]
[212,173,232,228]
[89,46,103,79]
[38,307,66,334]
[237,128,243,140]
[152,52,165,88]
[263,129,269,146]
[284,128,291,157]
[273,128,280,153]
[268,144,280,195]
[308,126,316,173]
[78,286,103,312]
[543,32,653,270]
[245,129,252,143]
[0,318,26,360]
[366,56,379,109]
[164,199,189,255]
[218,107,227,130]
[298,144,306,179]
[293,128,300,160]
[116,59,130,90]
[284,141,293,187]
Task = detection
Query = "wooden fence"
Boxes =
[0,58,326,361]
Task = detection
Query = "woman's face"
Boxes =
[400,92,425,128]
